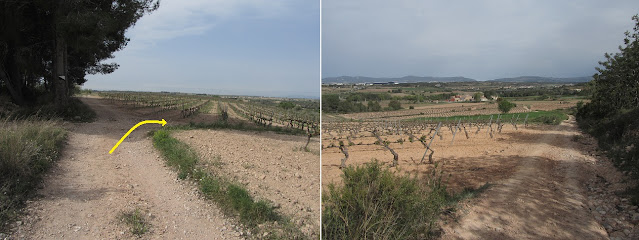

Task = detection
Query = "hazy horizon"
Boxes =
[84,0,320,98]
[323,0,639,81]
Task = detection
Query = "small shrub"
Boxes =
[10,98,96,122]
[538,115,560,125]
[0,118,67,230]
[498,100,516,113]
[388,100,402,111]
[119,208,150,236]
[322,160,448,239]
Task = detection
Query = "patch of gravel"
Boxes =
[580,135,639,240]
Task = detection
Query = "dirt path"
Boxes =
[442,116,607,239]
[322,116,622,239]
[11,97,241,239]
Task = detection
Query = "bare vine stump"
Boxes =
[373,130,399,167]
[304,132,312,151]
[338,141,349,169]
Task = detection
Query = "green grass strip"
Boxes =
[405,110,568,125]
[152,129,305,238]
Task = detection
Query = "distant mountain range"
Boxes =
[486,76,592,83]
[322,75,592,84]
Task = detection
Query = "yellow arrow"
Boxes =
[109,119,167,154]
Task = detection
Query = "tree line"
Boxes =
[577,14,639,198]
[0,0,159,109]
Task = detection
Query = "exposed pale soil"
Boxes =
[9,97,243,239]
[174,130,320,238]
[322,116,637,239]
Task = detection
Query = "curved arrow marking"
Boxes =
[109,119,167,154]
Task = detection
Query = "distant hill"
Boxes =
[322,76,476,84]
[489,76,592,83]
[322,75,593,84]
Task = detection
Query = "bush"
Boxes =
[388,100,402,111]
[278,101,295,109]
[578,107,639,202]
[0,118,67,230]
[538,115,561,125]
[322,161,447,239]
[10,97,96,122]
[498,100,516,113]
[368,101,382,112]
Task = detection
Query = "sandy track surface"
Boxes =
[10,97,241,239]
[323,116,616,239]
[442,117,607,239]
[174,130,320,238]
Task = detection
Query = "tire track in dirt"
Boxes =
[443,116,608,239]
[11,97,241,239]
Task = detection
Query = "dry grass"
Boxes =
[0,117,67,230]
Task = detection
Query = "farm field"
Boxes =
[322,112,638,238]
[9,94,320,239]
[330,100,577,121]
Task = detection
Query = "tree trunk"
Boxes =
[0,67,25,105]
[1,6,25,105]
[54,30,68,110]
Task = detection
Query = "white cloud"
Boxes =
[322,0,639,79]
[127,0,294,48]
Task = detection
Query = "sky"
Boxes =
[84,0,319,98]
[322,0,639,80]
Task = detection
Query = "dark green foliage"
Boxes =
[322,94,341,113]
[577,14,639,204]
[473,92,483,102]
[0,0,158,106]
[484,90,496,99]
[322,161,448,239]
[388,100,402,110]
[585,15,639,116]
[278,101,295,109]
[497,100,516,113]
[368,101,382,112]
[10,98,97,122]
